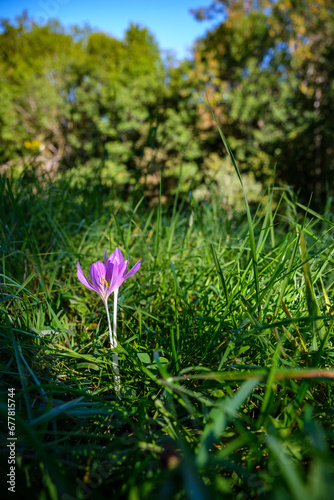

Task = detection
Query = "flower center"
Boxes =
[101,277,109,288]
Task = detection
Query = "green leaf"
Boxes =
[137,352,151,364]
[196,378,259,467]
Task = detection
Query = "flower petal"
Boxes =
[114,247,124,265]
[78,248,140,299]
[108,260,124,291]
[109,260,126,291]
[124,260,141,280]
[105,260,114,283]
[122,258,129,277]
[77,262,96,292]
[114,260,129,290]
[89,261,106,289]
[106,251,115,265]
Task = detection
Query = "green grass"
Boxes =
[1,158,334,500]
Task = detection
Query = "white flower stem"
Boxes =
[113,288,119,345]
[103,294,121,395]
[104,299,114,349]
[112,352,120,395]
[112,289,120,394]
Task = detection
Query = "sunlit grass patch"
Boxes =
[0,162,334,499]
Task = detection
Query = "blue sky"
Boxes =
[0,0,216,59]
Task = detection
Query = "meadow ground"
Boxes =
[1,154,334,499]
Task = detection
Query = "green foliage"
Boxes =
[1,6,334,496]
[192,0,334,204]
[0,15,208,204]
[1,159,334,499]
[2,3,334,207]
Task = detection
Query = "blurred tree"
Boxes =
[0,15,205,201]
[191,0,334,204]
[0,14,78,165]
[3,5,332,207]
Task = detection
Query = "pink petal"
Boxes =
[89,261,106,289]
[105,260,114,283]
[77,262,95,292]
[108,261,123,291]
[124,260,141,280]
[110,260,128,291]
[114,247,124,265]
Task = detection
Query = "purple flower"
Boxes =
[77,247,141,350]
[77,247,141,302]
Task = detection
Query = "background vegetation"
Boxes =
[1,149,334,499]
[1,0,334,207]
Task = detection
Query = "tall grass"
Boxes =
[0,155,334,500]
